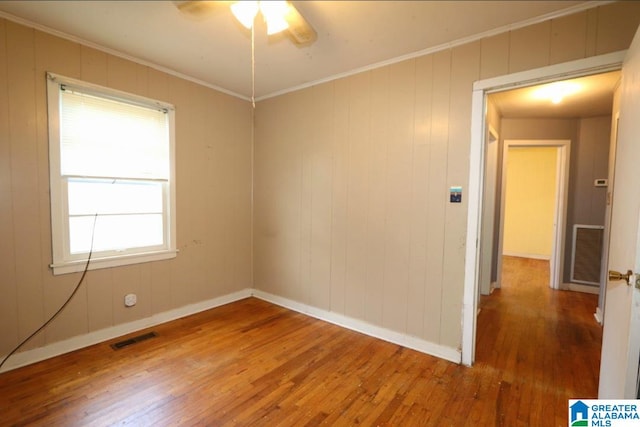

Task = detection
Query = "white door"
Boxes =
[598,25,640,399]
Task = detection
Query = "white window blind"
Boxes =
[59,87,170,180]
[47,73,177,275]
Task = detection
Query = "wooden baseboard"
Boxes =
[0,288,253,373]
[2,286,462,373]
[567,282,600,295]
[252,289,461,364]
[502,251,551,260]
[594,307,604,324]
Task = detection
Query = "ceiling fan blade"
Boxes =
[284,3,317,46]
[174,1,231,16]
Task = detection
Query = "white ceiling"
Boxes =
[491,70,620,119]
[0,0,596,101]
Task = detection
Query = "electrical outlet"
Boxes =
[124,293,137,307]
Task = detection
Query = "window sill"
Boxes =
[50,249,178,275]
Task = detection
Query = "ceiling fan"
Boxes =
[174,1,317,46]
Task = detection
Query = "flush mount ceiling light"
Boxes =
[532,81,582,104]
[175,1,317,45]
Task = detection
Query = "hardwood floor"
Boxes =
[475,256,602,426]
[0,256,602,426]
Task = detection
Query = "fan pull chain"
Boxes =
[251,24,256,109]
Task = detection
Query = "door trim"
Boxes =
[479,125,499,297]
[496,140,570,291]
[461,50,626,366]
[597,111,621,324]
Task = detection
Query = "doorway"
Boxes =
[462,51,625,366]
[496,141,570,291]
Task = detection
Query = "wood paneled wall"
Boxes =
[0,19,253,356]
[572,117,611,228]
[253,2,640,351]
[2,1,639,364]
[568,116,612,283]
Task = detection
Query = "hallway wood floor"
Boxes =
[475,256,602,425]
[0,256,602,426]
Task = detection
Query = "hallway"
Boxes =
[475,256,603,424]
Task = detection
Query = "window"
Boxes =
[47,73,176,275]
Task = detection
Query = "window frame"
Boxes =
[47,72,177,275]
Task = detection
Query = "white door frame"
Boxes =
[496,140,570,291]
[462,50,626,366]
[479,125,499,297]
[597,111,620,325]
